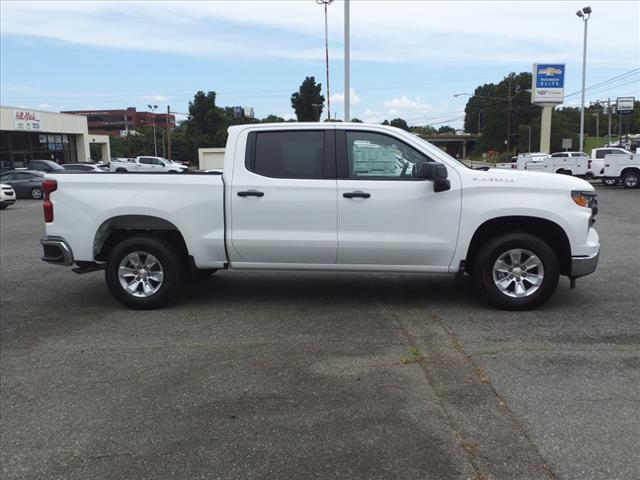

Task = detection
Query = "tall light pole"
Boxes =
[148,104,158,156]
[344,0,350,122]
[576,6,592,153]
[317,0,334,121]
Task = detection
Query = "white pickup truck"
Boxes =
[109,156,188,173]
[602,153,640,188]
[497,152,590,176]
[590,147,634,184]
[40,123,600,311]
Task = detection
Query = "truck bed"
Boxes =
[46,172,227,269]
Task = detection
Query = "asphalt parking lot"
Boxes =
[1,186,638,480]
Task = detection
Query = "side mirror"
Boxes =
[419,162,451,192]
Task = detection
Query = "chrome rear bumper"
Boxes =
[40,236,74,266]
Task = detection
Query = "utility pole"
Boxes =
[593,111,599,148]
[607,98,612,145]
[317,0,334,121]
[506,75,512,152]
[167,105,172,161]
[344,0,350,121]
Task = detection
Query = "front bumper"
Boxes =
[1,199,16,205]
[571,247,600,278]
[40,235,74,266]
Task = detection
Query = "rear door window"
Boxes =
[248,131,325,179]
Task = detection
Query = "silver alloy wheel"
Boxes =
[624,174,638,188]
[31,188,42,199]
[492,248,544,298]
[117,251,164,298]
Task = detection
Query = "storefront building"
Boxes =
[0,106,110,170]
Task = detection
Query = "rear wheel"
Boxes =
[472,233,559,310]
[115,168,127,173]
[105,235,184,309]
[622,171,639,189]
[30,187,43,199]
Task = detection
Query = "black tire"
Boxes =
[105,235,184,309]
[0,204,7,210]
[472,233,560,311]
[115,168,127,173]
[621,171,640,189]
[30,187,43,199]
[601,178,619,186]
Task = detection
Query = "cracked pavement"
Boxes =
[1,185,638,479]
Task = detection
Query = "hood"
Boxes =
[471,167,595,191]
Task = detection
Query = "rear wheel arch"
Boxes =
[94,215,189,263]
[465,216,572,276]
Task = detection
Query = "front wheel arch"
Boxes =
[465,216,571,276]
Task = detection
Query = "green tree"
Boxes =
[350,117,363,123]
[291,76,325,121]
[262,114,286,123]
[390,118,410,131]
[438,125,456,134]
[463,72,540,153]
[381,119,390,126]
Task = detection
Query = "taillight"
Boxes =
[43,179,57,223]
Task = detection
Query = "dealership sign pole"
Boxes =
[531,63,566,154]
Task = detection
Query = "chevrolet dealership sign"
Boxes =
[532,63,565,104]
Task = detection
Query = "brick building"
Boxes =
[62,107,175,137]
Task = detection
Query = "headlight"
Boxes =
[571,190,597,208]
[572,190,598,226]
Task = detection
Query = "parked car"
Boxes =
[62,163,106,173]
[0,170,45,199]
[109,156,188,173]
[28,159,65,173]
[0,183,16,209]
[40,123,600,311]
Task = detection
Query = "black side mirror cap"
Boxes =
[419,162,451,192]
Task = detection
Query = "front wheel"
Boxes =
[622,171,639,189]
[31,187,43,199]
[0,204,7,210]
[105,235,184,309]
[472,233,559,310]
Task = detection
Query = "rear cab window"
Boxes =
[246,130,332,179]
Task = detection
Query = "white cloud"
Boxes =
[281,113,297,121]
[329,88,361,106]
[37,103,51,109]
[140,94,169,102]
[0,1,637,65]
[361,109,384,124]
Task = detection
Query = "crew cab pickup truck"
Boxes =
[602,153,640,188]
[110,156,188,173]
[40,123,600,311]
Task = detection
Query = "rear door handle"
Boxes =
[237,190,264,197]
[343,191,371,199]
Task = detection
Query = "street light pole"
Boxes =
[576,6,592,153]
[344,0,350,122]
[317,0,334,121]
[148,104,158,156]
[520,125,532,152]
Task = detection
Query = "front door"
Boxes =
[229,129,337,266]
[336,130,461,269]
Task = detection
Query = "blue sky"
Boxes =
[1,1,638,127]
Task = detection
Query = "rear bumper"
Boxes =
[571,248,600,278]
[40,235,74,266]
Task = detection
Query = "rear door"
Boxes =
[335,129,461,269]
[229,128,337,265]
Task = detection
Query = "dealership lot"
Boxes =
[1,187,638,480]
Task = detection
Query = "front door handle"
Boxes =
[237,190,264,197]
[343,191,371,199]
